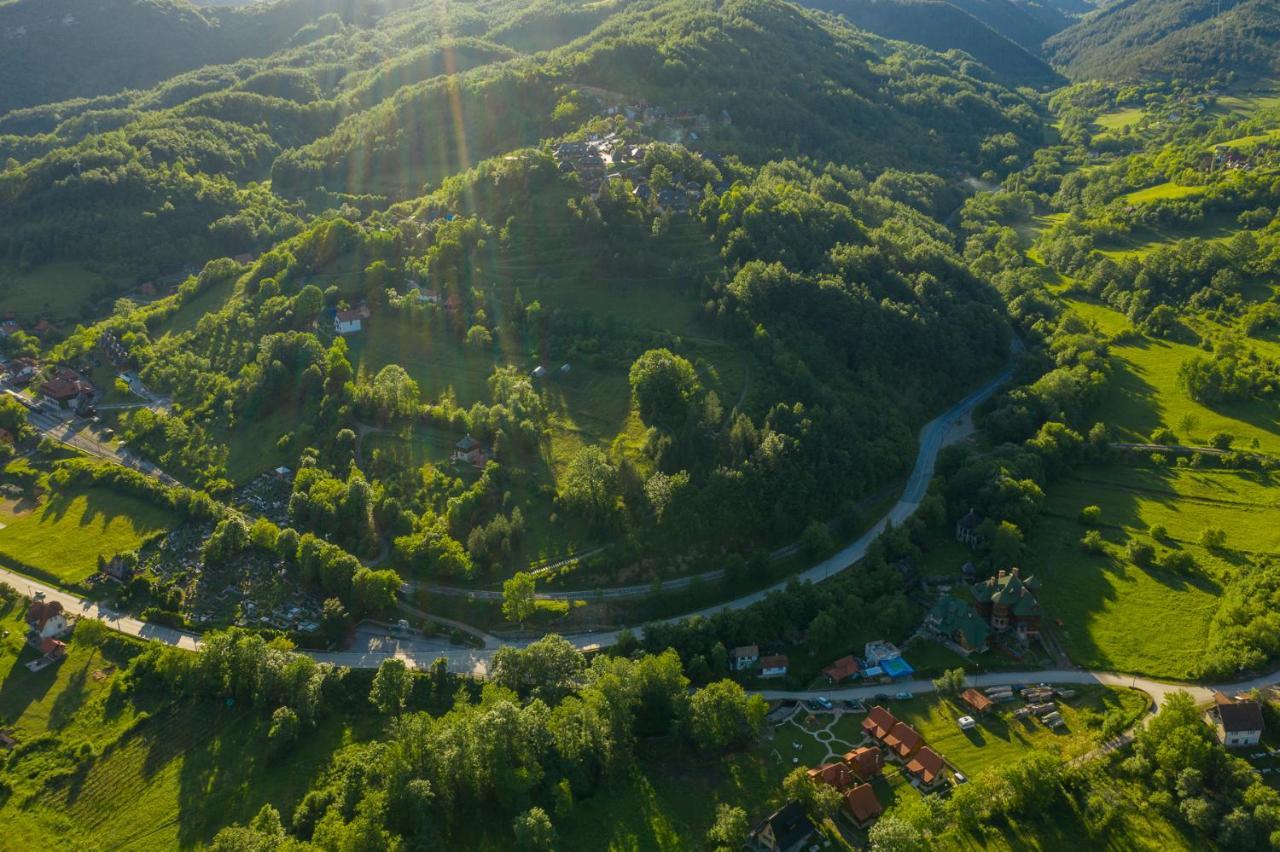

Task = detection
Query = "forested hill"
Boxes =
[0,0,406,114]
[0,0,1047,275]
[799,0,1063,80]
[1045,0,1280,82]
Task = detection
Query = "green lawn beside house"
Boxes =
[0,487,177,586]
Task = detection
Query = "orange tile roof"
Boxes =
[843,783,883,825]
[862,705,897,740]
[961,688,995,713]
[883,722,923,758]
[821,655,859,682]
[906,747,944,786]
[806,763,854,790]
[843,746,884,780]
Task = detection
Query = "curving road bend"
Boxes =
[0,352,1018,676]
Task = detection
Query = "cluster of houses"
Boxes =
[0,315,54,340]
[925,566,1043,656]
[24,599,72,671]
[1201,143,1276,173]
[818,641,916,686]
[550,131,721,214]
[753,704,954,848]
[731,644,790,678]
[1,357,98,415]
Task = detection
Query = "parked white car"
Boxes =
[958,716,977,731]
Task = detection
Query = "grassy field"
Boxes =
[0,262,126,324]
[1095,212,1240,261]
[0,487,177,586]
[1121,182,1205,205]
[0,599,381,850]
[1093,107,1145,133]
[828,687,1147,777]
[1061,297,1280,455]
[1024,460,1280,678]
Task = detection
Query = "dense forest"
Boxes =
[1046,0,1280,82]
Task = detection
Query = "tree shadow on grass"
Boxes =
[0,641,56,724]
[46,657,92,731]
[172,704,360,847]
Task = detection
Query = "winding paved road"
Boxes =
[0,354,1017,676]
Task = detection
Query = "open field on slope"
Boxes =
[1093,107,1144,133]
[1026,461,1280,678]
[0,600,380,851]
[0,262,127,325]
[1120,182,1206,205]
[0,487,177,586]
[1061,298,1280,454]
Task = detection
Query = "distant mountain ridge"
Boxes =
[1045,0,1280,81]
[0,0,385,114]
[799,0,1066,80]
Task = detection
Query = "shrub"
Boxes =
[1081,530,1106,553]
[1149,524,1168,541]
[1150,427,1177,445]
[1079,505,1102,525]
[1199,527,1227,549]
[1126,540,1155,567]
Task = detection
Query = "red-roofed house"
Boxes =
[759,655,789,678]
[843,746,884,781]
[842,783,883,828]
[821,655,859,684]
[862,706,897,741]
[39,637,67,661]
[882,722,924,760]
[807,763,854,791]
[905,746,945,789]
[961,688,995,715]
[26,600,70,642]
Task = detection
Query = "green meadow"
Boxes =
[1028,461,1280,678]
[1062,298,1280,454]
[0,487,177,586]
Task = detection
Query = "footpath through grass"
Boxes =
[0,486,177,586]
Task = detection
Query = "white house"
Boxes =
[1208,692,1265,748]
[730,644,759,671]
[759,654,789,678]
[334,308,365,335]
[25,600,70,643]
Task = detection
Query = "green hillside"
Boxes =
[800,0,1062,80]
[1046,0,1280,82]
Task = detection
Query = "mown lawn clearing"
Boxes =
[1061,297,1280,454]
[1121,182,1205,205]
[0,487,177,586]
[0,261,126,323]
[829,687,1147,778]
